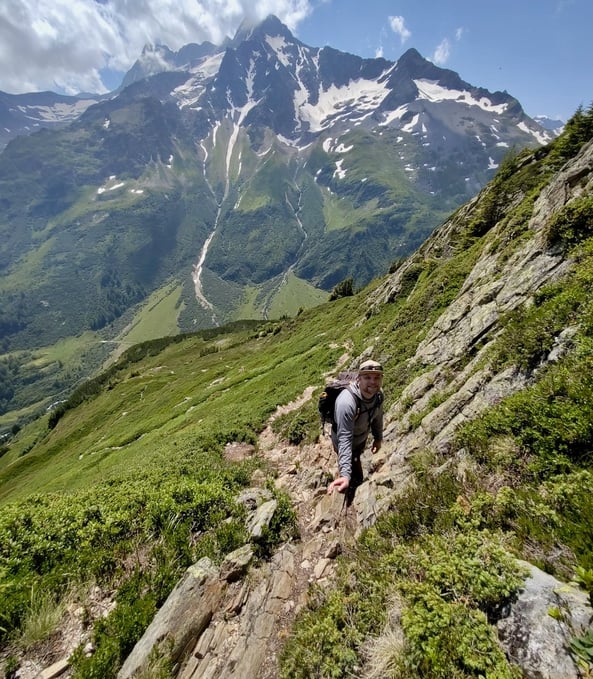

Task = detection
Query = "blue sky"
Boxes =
[0,0,590,121]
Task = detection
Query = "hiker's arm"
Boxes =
[334,392,357,480]
[371,439,382,453]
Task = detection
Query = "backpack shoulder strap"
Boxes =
[345,385,361,417]
[331,385,360,430]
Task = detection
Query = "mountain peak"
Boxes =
[395,47,454,82]
[232,14,293,45]
[397,47,425,65]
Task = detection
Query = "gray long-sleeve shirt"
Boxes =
[330,382,383,480]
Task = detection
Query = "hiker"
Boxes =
[327,359,384,503]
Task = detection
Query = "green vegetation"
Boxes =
[0,79,478,425]
[266,273,329,319]
[329,277,354,300]
[276,105,593,678]
[280,520,525,679]
[232,273,328,321]
[116,282,184,347]
[1,105,593,678]
[0,315,324,675]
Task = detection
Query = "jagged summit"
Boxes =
[232,13,294,45]
[0,13,549,151]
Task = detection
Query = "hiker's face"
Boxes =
[358,372,382,398]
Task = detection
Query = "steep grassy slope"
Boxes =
[279,108,593,678]
[1,107,592,678]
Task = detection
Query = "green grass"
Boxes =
[322,186,368,231]
[0,332,105,431]
[267,273,329,318]
[0,300,352,501]
[0,296,355,673]
[0,237,57,292]
[117,282,184,346]
[232,286,263,320]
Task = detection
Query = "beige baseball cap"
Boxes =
[358,360,383,374]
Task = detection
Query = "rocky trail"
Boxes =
[170,386,373,679]
[9,385,378,679]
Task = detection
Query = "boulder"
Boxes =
[497,561,593,679]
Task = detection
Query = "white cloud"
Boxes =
[388,15,411,44]
[431,27,462,66]
[432,38,451,65]
[0,0,313,95]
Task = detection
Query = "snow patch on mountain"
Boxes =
[517,121,550,145]
[174,53,225,109]
[322,137,354,153]
[414,79,508,114]
[380,105,409,126]
[333,158,347,179]
[402,114,420,133]
[299,77,390,132]
[190,52,225,78]
[266,35,291,67]
[19,99,98,123]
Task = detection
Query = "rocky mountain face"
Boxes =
[0,15,556,419]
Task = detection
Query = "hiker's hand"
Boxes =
[327,476,349,494]
[371,439,382,454]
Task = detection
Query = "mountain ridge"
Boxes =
[0,14,563,426]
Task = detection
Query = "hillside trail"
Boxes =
[5,386,377,679]
[254,417,353,678]
[176,385,377,679]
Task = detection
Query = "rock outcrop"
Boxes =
[497,562,592,679]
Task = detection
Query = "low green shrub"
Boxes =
[570,629,593,675]
[272,399,320,446]
[400,587,521,679]
[70,571,159,679]
[394,531,526,617]
[280,507,524,679]
[329,277,354,300]
[370,463,462,539]
[0,451,253,646]
[545,196,593,249]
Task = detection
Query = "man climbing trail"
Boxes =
[327,359,384,505]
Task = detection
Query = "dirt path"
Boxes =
[252,387,358,679]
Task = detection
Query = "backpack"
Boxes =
[318,372,359,431]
